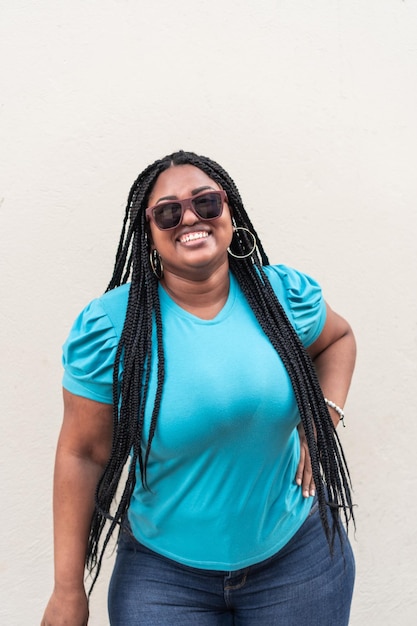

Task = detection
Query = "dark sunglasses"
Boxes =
[145,190,228,231]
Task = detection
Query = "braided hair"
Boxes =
[86,150,354,592]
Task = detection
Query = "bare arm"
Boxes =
[296,303,356,497]
[307,302,356,423]
[41,390,113,626]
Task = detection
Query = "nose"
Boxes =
[181,206,199,225]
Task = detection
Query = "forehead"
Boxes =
[149,165,218,202]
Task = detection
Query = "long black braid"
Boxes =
[85,150,354,592]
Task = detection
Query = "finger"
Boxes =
[303,478,316,498]
[302,455,315,498]
[295,444,306,486]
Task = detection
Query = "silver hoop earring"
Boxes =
[150,249,164,279]
[227,227,257,259]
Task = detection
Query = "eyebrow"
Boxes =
[155,185,215,203]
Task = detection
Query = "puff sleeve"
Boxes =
[264,265,327,348]
[62,298,118,404]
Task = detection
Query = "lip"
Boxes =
[176,227,211,244]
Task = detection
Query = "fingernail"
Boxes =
[310,489,315,497]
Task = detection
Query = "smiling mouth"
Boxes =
[179,231,209,244]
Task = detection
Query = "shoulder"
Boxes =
[69,283,130,333]
[263,264,327,347]
[64,283,131,362]
[61,284,130,404]
[263,264,319,295]
[94,283,131,332]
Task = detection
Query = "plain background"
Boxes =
[1,1,416,624]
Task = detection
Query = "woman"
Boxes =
[42,150,356,625]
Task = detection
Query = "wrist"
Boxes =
[324,398,346,427]
[53,577,86,596]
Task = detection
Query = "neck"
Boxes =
[160,262,231,320]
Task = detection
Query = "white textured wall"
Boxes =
[1,1,416,624]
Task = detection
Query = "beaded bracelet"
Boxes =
[324,398,346,427]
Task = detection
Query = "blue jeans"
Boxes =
[108,501,355,625]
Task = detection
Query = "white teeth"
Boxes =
[180,231,208,243]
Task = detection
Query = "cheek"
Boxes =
[226,224,234,247]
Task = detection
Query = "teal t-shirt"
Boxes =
[62,265,326,570]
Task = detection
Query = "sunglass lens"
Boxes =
[153,203,182,229]
[193,193,222,219]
